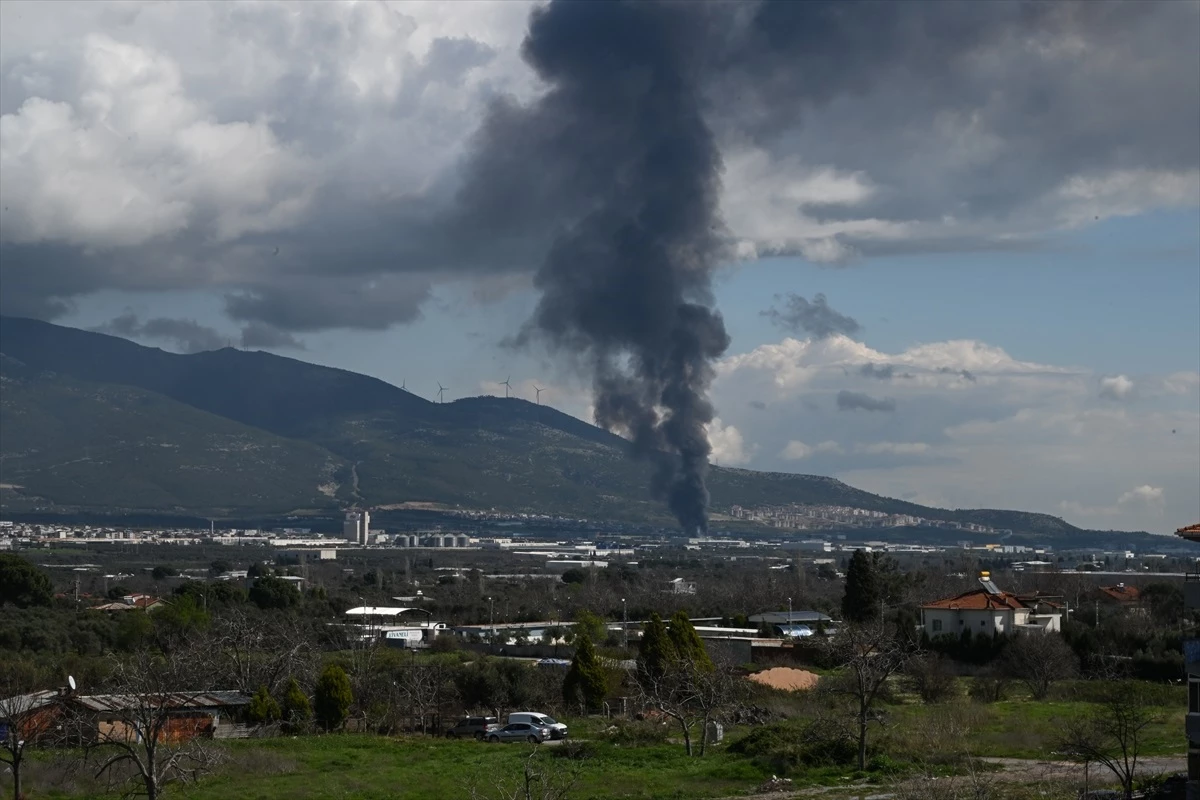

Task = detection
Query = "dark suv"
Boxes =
[445,716,499,740]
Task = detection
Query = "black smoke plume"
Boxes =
[466,0,1133,532]
[494,1,730,532]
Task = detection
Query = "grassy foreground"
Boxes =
[131,736,764,800]
[11,681,1187,800]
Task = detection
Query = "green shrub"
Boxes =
[314,666,352,731]
[552,739,598,761]
[727,719,860,777]
[605,720,670,746]
[248,684,281,723]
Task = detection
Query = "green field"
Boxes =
[882,697,1186,761]
[10,680,1187,800]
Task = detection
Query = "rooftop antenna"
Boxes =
[401,379,406,391]
[437,383,447,404]
[502,376,512,399]
[534,385,544,405]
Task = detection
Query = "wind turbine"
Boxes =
[534,386,544,405]
[502,376,512,399]
[437,383,447,404]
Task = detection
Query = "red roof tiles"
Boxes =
[920,589,1028,611]
[1098,585,1141,603]
[1177,523,1200,542]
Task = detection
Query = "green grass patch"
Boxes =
[881,695,1186,761]
[169,735,771,800]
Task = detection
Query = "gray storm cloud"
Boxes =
[0,0,1196,330]
[837,390,897,413]
[860,363,894,380]
[239,323,306,351]
[93,313,225,354]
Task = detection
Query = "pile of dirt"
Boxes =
[747,667,820,692]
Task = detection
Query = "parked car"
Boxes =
[508,712,568,740]
[445,716,499,740]
[487,722,549,744]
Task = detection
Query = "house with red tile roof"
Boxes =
[90,594,166,612]
[1176,523,1200,543]
[1098,583,1144,607]
[920,574,1063,638]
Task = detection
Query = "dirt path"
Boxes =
[720,755,1188,800]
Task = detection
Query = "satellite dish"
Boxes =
[68,675,77,691]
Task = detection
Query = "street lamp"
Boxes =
[488,596,495,647]
[358,595,371,644]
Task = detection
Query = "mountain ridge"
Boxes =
[0,315,1090,537]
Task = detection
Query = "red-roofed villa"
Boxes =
[920,573,1063,638]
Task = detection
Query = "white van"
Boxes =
[507,712,568,740]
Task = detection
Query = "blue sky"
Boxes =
[3,0,1198,533]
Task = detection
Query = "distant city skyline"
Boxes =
[0,1,1196,533]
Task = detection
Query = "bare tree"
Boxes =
[208,608,317,695]
[0,680,56,800]
[395,661,453,735]
[466,744,580,800]
[344,631,385,731]
[693,660,746,757]
[1058,681,1164,800]
[823,622,915,770]
[635,658,741,757]
[1002,633,1077,700]
[83,649,225,800]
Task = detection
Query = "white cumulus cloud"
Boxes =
[706,417,754,466]
[1098,374,1135,401]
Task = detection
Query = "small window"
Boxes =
[932,619,943,633]
[980,620,986,627]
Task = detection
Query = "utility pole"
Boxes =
[787,597,792,626]
[622,598,628,649]
[488,596,495,648]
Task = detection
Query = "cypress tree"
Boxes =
[636,612,675,685]
[563,632,608,710]
[841,549,882,624]
[313,665,353,732]
[282,676,312,730]
[247,684,281,723]
[667,611,713,671]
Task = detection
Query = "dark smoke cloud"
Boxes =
[491,0,730,532]
[837,390,896,413]
[93,313,225,354]
[240,323,306,351]
[938,367,977,382]
[860,363,894,380]
[762,292,860,339]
